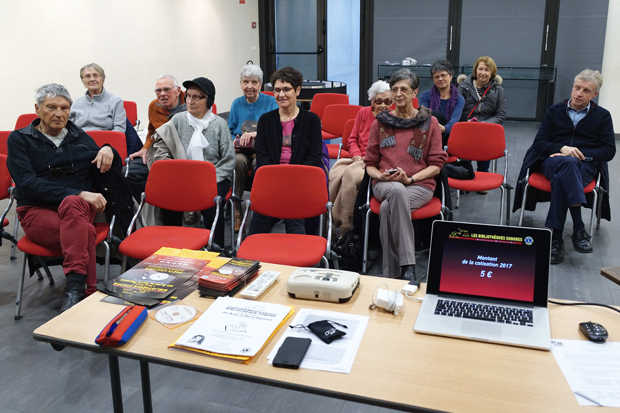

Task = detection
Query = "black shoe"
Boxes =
[60,288,85,313]
[572,229,593,253]
[400,265,416,283]
[550,239,565,265]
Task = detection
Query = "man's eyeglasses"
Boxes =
[49,166,77,177]
[83,73,101,80]
[273,87,294,94]
[373,98,392,106]
[433,73,450,81]
[154,87,174,94]
[186,94,206,101]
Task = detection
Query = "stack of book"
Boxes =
[197,257,260,298]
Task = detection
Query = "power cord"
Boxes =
[369,283,403,315]
[548,299,620,315]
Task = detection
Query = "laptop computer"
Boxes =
[414,221,552,350]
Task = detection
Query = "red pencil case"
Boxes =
[95,305,148,346]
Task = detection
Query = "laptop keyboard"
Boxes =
[434,299,534,327]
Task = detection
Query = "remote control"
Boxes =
[240,271,280,300]
[579,321,608,342]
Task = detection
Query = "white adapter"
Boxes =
[376,288,403,315]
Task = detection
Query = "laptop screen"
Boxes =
[427,221,551,307]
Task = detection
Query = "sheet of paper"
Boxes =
[174,297,292,357]
[550,339,620,407]
[267,308,369,374]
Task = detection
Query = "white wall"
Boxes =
[0,0,260,131]
[599,0,620,129]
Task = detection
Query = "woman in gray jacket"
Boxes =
[457,56,506,174]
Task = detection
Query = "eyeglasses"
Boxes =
[273,87,294,94]
[391,86,412,94]
[186,94,206,101]
[433,73,450,81]
[154,87,174,94]
[49,166,78,176]
[83,73,101,80]
[373,98,392,106]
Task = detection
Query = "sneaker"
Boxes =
[550,239,565,265]
[571,229,593,253]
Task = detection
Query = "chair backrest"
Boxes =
[123,101,138,127]
[261,91,274,96]
[250,165,328,219]
[310,93,350,120]
[0,131,10,156]
[211,103,217,115]
[15,113,38,130]
[447,122,505,161]
[341,119,355,152]
[321,104,362,137]
[86,130,128,165]
[145,159,218,212]
[0,155,12,201]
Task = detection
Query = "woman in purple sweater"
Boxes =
[365,69,447,281]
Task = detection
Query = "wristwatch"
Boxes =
[410,176,415,185]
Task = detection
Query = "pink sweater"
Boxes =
[347,106,375,158]
[364,112,447,192]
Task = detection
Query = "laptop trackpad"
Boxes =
[461,321,502,339]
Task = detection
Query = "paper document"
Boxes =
[267,308,369,374]
[551,339,620,407]
[173,297,293,358]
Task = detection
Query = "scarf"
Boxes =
[429,84,458,120]
[377,106,432,162]
[186,109,214,161]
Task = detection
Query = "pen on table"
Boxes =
[574,391,603,406]
[107,308,131,337]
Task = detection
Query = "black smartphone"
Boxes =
[273,337,312,369]
[386,168,398,174]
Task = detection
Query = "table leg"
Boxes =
[140,361,153,413]
[108,355,124,413]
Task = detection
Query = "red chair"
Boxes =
[261,91,274,96]
[86,130,128,166]
[446,122,508,225]
[211,103,217,115]
[123,101,140,130]
[361,177,445,273]
[14,222,112,320]
[0,133,19,259]
[321,104,362,158]
[119,160,221,270]
[15,113,38,130]
[518,169,600,235]
[0,154,15,236]
[236,165,333,268]
[310,93,349,120]
[337,119,355,160]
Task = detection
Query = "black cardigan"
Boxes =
[254,108,323,169]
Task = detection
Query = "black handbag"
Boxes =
[332,227,363,271]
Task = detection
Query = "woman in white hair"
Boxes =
[328,80,392,234]
[152,76,234,250]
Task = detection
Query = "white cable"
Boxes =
[369,283,403,315]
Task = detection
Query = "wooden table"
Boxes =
[33,263,618,413]
[602,266,620,286]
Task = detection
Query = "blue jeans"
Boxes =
[541,156,597,230]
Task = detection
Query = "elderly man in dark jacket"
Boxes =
[513,69,615,264]
[7,83,117,312]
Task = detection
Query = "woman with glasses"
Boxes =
[228,64,278,231]
[457,56,506,175]
[419,60,465,146]
[250,66,324,235]
[365,69,447,281]
[151,77,234,250]
[329,80,391,235]
[69,63,126,133]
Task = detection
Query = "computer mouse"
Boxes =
[579,321,608,342]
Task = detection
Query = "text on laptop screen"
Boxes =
[439,227,537,301]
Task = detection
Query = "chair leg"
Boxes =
[498,185,506,225]
[15,252,28,320]
[596,187,604,231]
[121,255,128,273]
[11,211,19,260]
[518,183,530,227]
[321,255,329,268]
[103,240,111,282]
[362,209,371,274]
[589,188,598,236]
[36,256,54,285]
[455,190,460,209]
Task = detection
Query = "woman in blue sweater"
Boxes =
[228,64,278,230]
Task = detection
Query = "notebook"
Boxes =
[414,221,552,350]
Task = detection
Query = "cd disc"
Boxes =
[155,304,197,324]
